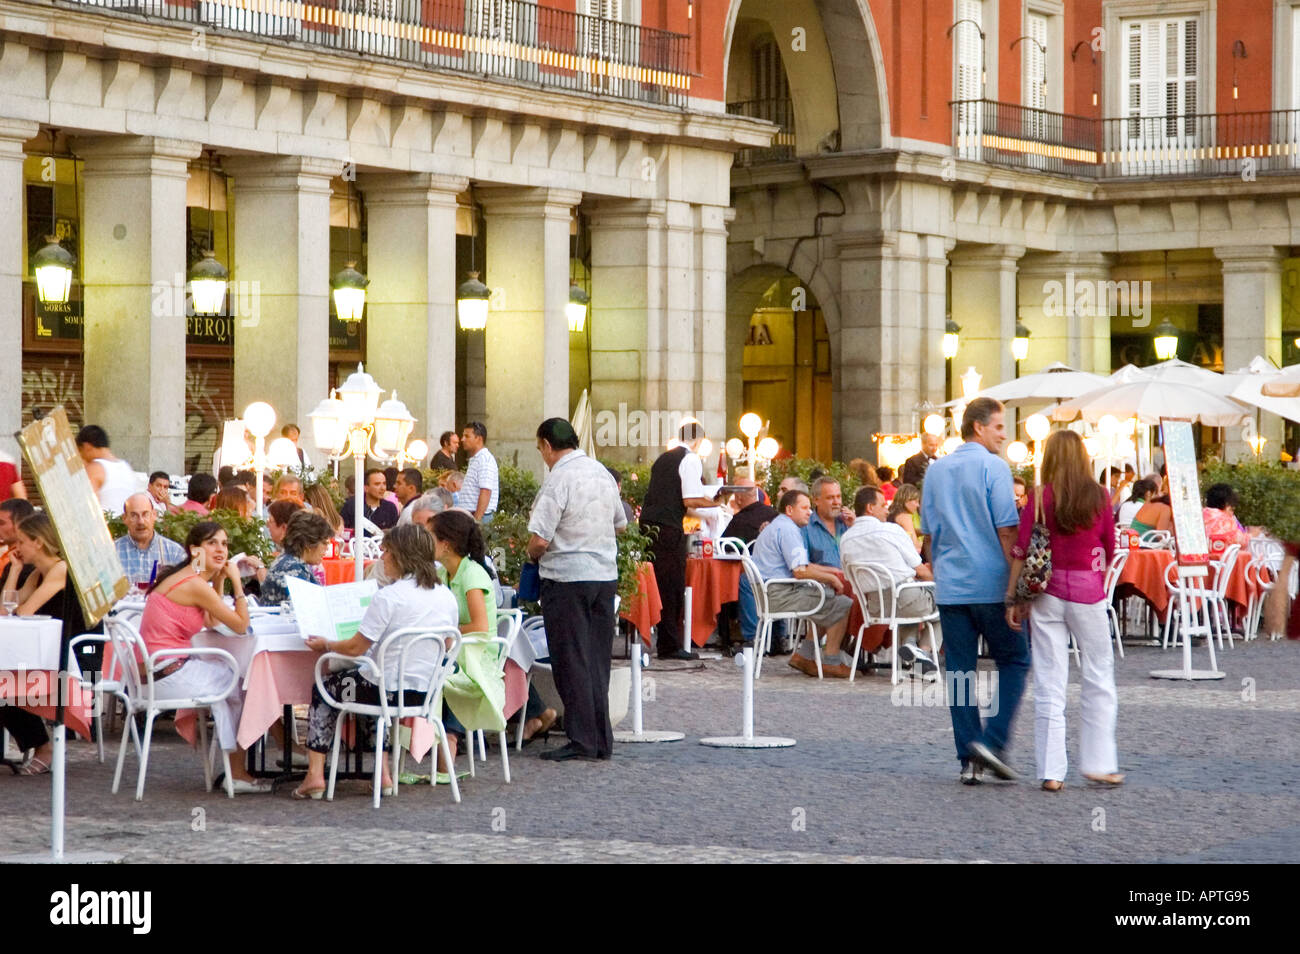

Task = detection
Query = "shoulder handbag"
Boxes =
[1015,487,1053,601]
[517,560,541,603]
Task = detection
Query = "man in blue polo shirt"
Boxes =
[802,475,853,568]
[920,397,1029,785]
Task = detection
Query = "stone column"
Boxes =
[358,173,467,447]
[949,244,1024,400]
[479,187,580,472]
[224,156,337,435]
[587,199,665,462]
[1216,246,1285,459]
[79,136,200,472]
[0,120,38,465]
[834,231,953,459]
[695,203,730,455]
[1018,252,1115,374]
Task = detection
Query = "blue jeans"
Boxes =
[938,602,1030,766]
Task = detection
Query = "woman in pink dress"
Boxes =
[138,521,268,794]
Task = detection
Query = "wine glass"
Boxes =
[2,589,18,615]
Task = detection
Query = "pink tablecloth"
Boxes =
[0,670,94,739]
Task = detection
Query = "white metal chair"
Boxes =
[314,625,463,808]
[1244,538,1284,640]
[1103,549,1129,659]
[107,615,240,801]
[462,607,522,783]
[514,615,552,751]
[843,561,940,685]
[733,547,827,679]
[68,632,132,763]
[1206,544,1241,650]
[1139,529,1173,549]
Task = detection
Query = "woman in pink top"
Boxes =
[1006,430,1123,791]
[139,521,267,793]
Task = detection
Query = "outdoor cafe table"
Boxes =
[686,556,742,647]
[1116,547,1258,622]
[620,562,661,648]
[0,617,94,742]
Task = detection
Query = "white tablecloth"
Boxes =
[0,617,78,672]
[192,616,308,689]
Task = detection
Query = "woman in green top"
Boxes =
[430,510,506,768]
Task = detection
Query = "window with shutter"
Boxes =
[1120,16,1200,172]
[582,0,626,94]
[954,0,985,158]
[1023,12,1047,111]
[1293,6,1300,108]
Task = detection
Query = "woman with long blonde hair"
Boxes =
[304,482,344,535]
[1005,429,1122,791]
[886,483,923,553]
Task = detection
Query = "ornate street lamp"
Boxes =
[190,151,229,316]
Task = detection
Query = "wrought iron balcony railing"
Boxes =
[57,0,690,107]
[727,98,796,165]
[952,99,1300,180]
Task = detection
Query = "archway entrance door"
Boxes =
[741,275,831,462]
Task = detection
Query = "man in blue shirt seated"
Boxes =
[746,488,854,678]
[802,475,854,569]
[114,492,185,587]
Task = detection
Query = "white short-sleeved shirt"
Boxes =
[840,517,922,586]
[357,576,460,690]
[528,450,627,582]
[458,447,499,515]
[669,441,706,499]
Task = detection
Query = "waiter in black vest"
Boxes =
[640,421,722,660]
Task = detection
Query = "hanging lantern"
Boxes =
[189,250,229,316]
[942,317,961,360]
[566,283,590,333]
[33,237,74,305]
[457,271,491,330]
[331,261,368,325]
[1012,322,1031,362]
[1153,319,1180,361]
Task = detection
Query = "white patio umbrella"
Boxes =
[1232,363,1300,424]
[1052,378,1251,427]
[941,362,1108,407]
[570,389,596,457]
[1107,363,1151,385]
[1141,357,1226,390]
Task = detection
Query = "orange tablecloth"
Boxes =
[620,563,661,648]
[686,557,742,647]
[322,558,375,586]
[0,671,93,739]
[1116,548,1258,621]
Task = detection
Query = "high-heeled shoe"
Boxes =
[1041,779,1064,792]
[521,708,557,747]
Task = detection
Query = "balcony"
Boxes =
[952,99,1300,180]
[57,0,690,107]
[727,98,795,165]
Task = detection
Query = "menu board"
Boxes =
[18,407,129,626]
[1160,418,1209,567]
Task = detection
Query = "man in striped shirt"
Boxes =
[457,421,499,524]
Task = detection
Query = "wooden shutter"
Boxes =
[1024,12,1048,110]
[955,0,984,102]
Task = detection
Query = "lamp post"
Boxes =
[309,364,415,582]
[243,401,277,518]
[725,413,779,484]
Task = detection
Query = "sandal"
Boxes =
[18,756,51,776]
[1083,773,1125,786]
[523,708,557,742]
[291,783,325,800]
[1041,779,1064,792]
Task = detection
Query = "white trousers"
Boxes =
[1029,593,1118,782]
[153,657,244,752]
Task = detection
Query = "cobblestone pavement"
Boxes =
[3,636,1298,863]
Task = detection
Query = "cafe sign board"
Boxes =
[1160,418,1209,569]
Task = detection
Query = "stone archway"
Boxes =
[723,0,890,152]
